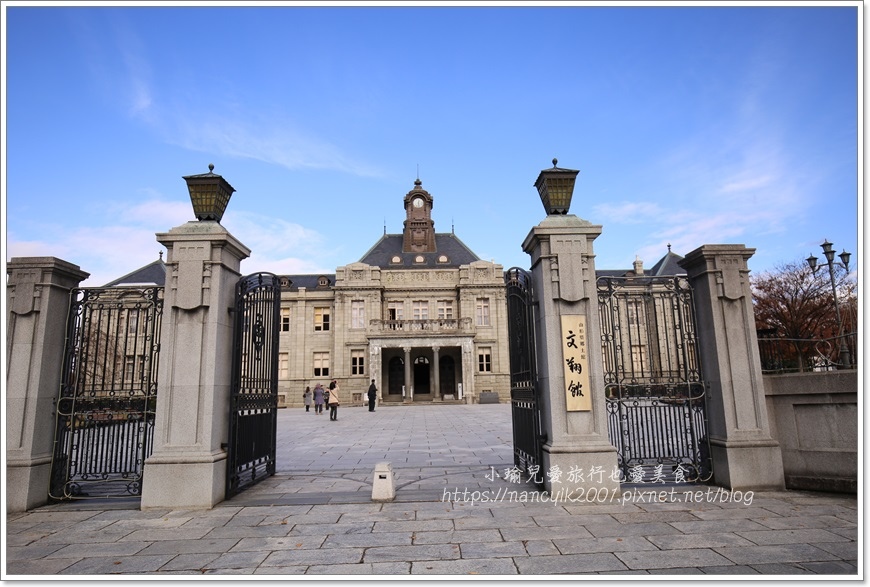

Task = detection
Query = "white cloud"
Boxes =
[6,199,337,287]
[167,114,384,178]
[592,201,665,224]
[719,175,773,194]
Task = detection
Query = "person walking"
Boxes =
[328,381,341,421]
[302,387,312,412]
[313,383,325,415]
[367,379,377,412]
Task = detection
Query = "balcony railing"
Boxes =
[369,318,473,334]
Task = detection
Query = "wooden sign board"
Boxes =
[561,315,592,411]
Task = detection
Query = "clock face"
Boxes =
[413,197,424,208]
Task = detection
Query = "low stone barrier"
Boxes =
[764,370,857,493]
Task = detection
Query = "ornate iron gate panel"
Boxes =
[226,272,281,498]
[505,268,545,476]
[598,275,712,483]
[49,286,163,500]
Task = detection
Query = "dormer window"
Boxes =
[280,277,291,288]
[438,255,449,264]
[391,255,402,265]
[415,255,425,264]
[318,276,330,287]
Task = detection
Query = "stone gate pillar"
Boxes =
[679,245,785,490]
[140,221,250,509]
[522,215,619,496]
[6,257,90,512]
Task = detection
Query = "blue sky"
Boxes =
[3,2,861,287]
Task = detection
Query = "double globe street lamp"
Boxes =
[806,240,853,369]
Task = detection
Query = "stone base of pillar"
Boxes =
[710,439,785,491]
[7,459,51,512]
[141,452,226,510]
[542,442,621,499]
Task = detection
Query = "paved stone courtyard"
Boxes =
[4,404,860,577]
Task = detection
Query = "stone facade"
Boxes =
[276,180,510,407]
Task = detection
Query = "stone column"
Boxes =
[460,340,475,404]
[6,257,90,512]
[140,221,251,510]
[403,347,412,403]
[679,245,785,490]
[522,215,619,496]
[369,344,382,401]
[432,346,441,400]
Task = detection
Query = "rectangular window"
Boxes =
[279,353,289,379]
[351,301,366,329]
[476,298,491,326]
[314,307,330,331]
[126,309,145,335]
[413,301,429,320]
[351,350,365,375]
[437,301,454,320]
[313,352,330,377]
[478,347,492,372]
[387,302,403,320]
[387,302,403,330]
[281,308,291,332]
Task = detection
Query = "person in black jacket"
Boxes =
[367,379,378,412]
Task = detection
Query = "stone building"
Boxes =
[275,179,509,407]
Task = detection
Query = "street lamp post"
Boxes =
[806,240,852,369]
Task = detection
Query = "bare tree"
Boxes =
[752,258,857,370]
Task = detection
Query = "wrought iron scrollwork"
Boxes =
[227,273,281,498]
[505,267,545,479]
[49,286,163,500]
[598,275,712,484]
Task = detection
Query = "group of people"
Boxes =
[302,379,379,420]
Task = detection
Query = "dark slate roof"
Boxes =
[593,250,686,279]
[277,274,336,292]
[358,233,480,268]
[648,251,686,276]
[104,258,166,287]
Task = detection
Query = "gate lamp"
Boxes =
[806,239,853,369]
[535,158,579,215]
[183,164,236,223]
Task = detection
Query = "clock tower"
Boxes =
[402,178,436,253]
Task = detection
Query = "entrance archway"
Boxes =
[440,356,456,396]
[414,356,430,395]
[388,357,404,396]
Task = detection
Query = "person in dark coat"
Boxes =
[313,384,325,415]
[367,379,378,412]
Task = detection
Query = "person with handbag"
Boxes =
[328,381,341,421]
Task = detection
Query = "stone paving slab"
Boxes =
[3,405,861,578]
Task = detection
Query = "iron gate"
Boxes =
[49,286,163,500]
[598,275,712,483]
[226,272,281,498]
[505,268,545,476]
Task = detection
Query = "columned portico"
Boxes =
[369,336,474,404]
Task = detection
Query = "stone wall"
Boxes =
[764,370,858,493]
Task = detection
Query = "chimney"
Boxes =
[633,256,644,276]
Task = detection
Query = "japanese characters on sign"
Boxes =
[561,314,591,411]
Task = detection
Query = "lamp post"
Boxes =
[806,240,852,369]
[535,158,579,215]
[183,164,236,223]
